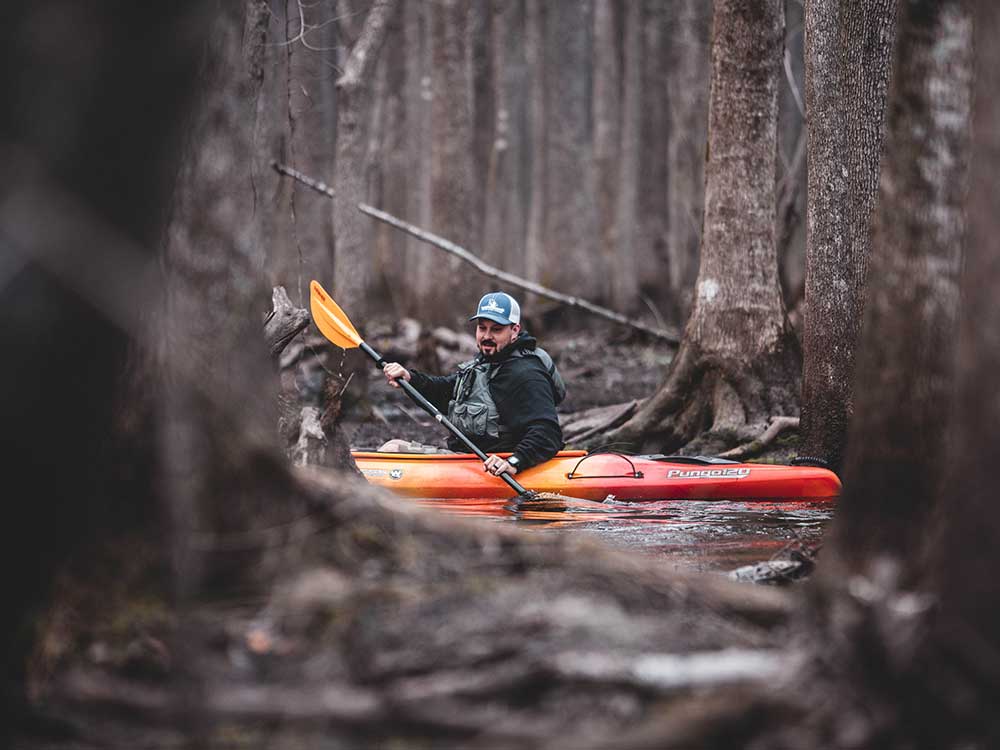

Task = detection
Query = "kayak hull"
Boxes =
[352,450,841,501]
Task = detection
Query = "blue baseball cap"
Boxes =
[469,292,521,326]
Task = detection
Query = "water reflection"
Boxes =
[411,496,837,573]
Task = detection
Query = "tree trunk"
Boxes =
[542,0,600,300]
[0,0,209,702]
[162,0,296,595]
[592,0,621,303]
[524,0,547,305]
[276,0,338,304]
[825,0,970,576]
[424,0,476,324]
[331,0,396,321]
[482,0,528,276]
[612,0,643,311]
[932,3,1000,731]
[795,0,899,472]
[597,0,798,455]
[775,0,807,317]
[774,4,974,746]
[665,0,712,324]
[638,0,672,317]
[371,8,409,313]
[402,0,434,312]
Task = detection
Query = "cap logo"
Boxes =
[481,297,506,314]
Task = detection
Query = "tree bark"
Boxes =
[612,0,643,311]
[597,0,799,455]
[524,0,547,304]
[482,0,528,276]
[424,0,476,324]
[827,0,970,576]
[275,0,338,304]
[542,0,600,300]
[638,0,672,317]
[0,0,209,701]
[932,3,1000,730]
[796,0,899,472]
[665,0,712,324]
[331,0,396,321]
[162,0,293,595]
[592,0,621,303]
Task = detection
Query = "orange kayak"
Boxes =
[352,450,841,501]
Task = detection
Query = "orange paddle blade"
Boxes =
[310,280,362,349]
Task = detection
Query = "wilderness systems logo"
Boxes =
[667,467,751,480]
[360,468,405,480]
[481,297,506,314]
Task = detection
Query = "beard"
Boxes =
[478,339,501,358]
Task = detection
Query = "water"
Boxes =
[410,496,836,574]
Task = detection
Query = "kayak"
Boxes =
[352,449,841,501]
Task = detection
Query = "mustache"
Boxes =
[480,339,497,347]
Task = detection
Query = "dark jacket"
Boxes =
[408,332,564,469]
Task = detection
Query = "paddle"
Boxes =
[310,279,557,503]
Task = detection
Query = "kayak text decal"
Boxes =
[667,467,751,480]
[361,467,405,480]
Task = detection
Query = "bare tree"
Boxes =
[932,4,1000,733]
[611,0,644,310]
[420,0,477,323]
[823,0,970,576]
[596,0,798,455]
[331,0,396,320]
[665,0,712,324]
[795,0,899,472]
[541,0,601,300]
[638,0,673,316]
[592,0,622,303]
[776,3,974,746]
[161,0,290,595]
[524,0,547,303]
[481,0,528,277]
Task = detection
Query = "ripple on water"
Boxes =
[411,497,837,573]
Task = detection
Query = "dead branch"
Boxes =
[717,416,800,460]
[357,202,680,344]
[271,161,679,344]
[264,285,311,360]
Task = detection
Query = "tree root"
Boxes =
[717,416,800,460]
[582,340,801,457]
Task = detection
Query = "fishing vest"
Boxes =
[447,347,566,441]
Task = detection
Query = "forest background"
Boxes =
[3,0,999,749]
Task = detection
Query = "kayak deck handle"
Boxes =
[567,452,643,480]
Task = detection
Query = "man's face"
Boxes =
[475,318,520,356]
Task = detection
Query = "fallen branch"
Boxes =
[717,416,800,460]
[272,161,680,345]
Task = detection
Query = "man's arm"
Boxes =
[492,366,564,470]
[382,363,455,413]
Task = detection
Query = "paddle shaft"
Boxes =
[358,341,532,496]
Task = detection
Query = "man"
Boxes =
[382,291,566,478]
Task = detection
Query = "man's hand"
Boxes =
[483,454,517,476]
[383,362,411,388]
